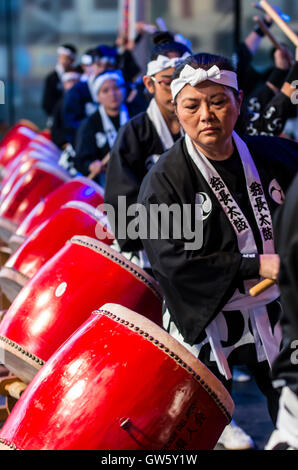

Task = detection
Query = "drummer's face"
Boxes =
[176,81,243,152]
[143,53,182,116]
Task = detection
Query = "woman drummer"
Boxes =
[137,52,298,439]
[74,70,131,188]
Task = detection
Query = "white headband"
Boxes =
[146,52,191,76]
[93,72,125,96]
[62,72,81,83]
[81,54,93,66]
[171,64,239,100]
[57,47,76,59]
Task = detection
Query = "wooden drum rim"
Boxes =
[0,438,19,450]
[0,335,45,372]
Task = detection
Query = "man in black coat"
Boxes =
[41,43,77,125]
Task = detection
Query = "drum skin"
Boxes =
[0,236,162,383]
[0,304,234,450]
[11,177,105,243]
[0,202,114,301]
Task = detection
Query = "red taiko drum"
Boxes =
[9,177,105,249]
[0,236,162,383]
[0,122,39,172]
[0,201,114,302]
[0,162,70,243]
[0,150,59,205]
[0,303,234,450]
[0,121,38,150]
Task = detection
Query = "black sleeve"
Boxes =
[233,42,262,96]
[50,98,68,149]
[246,62,298,137]
[117,50,141,83]
[272,173,298,394]
[74,118,99,176]
[239,254,260,279]
[246,92,296,137]
[42,74,62,116]
[104,119,152,252]
[63,86,87,145]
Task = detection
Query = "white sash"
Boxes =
[98,104,130,149]
[185,132,282,379]
[146,98,184,152]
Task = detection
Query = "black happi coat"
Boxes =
[74,109,121,176]
[272,171,298,395]
[42,70,63,117]
[138,135,298,346]
[63,80,97,145]
[104,111,169,252]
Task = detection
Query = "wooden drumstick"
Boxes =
[260,0,298,47]
[253,16,282,49]
[249,278,276,297]
[88,153,110,180]
[88,169,99,180]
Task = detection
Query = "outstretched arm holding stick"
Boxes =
[253,15,281,49]
[260,0,298,47]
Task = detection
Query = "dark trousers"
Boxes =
[207,360,281,426]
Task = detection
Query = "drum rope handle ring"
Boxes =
[96,308,232,422]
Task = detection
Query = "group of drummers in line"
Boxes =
[38,12,298,451]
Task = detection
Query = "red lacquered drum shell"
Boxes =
[0,121,38,151]
[0,162,69,242]
[10,177,105,246]
[0,304,234,450]
[0,124,38,170]
[0,150,59,205]
[0,202,114,301]
[0,236,162,383]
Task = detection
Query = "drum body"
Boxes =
[0,162,69,243]
[0,304,234,450]
[0,202,114,302]
[0,236,162,383]
[0,150,59,205]
[0,123,38,172]
[9,177,105,249]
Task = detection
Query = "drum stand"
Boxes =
[0,374,27,424]
[0,244,19,424]
[0,242,12,315]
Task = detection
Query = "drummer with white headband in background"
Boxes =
[137,52,298,449]
[41,43,77,126]
[105,31,191,268]
[74,70,131,188]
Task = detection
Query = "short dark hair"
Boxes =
[150,31,192,61]
[60,44,77,55]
